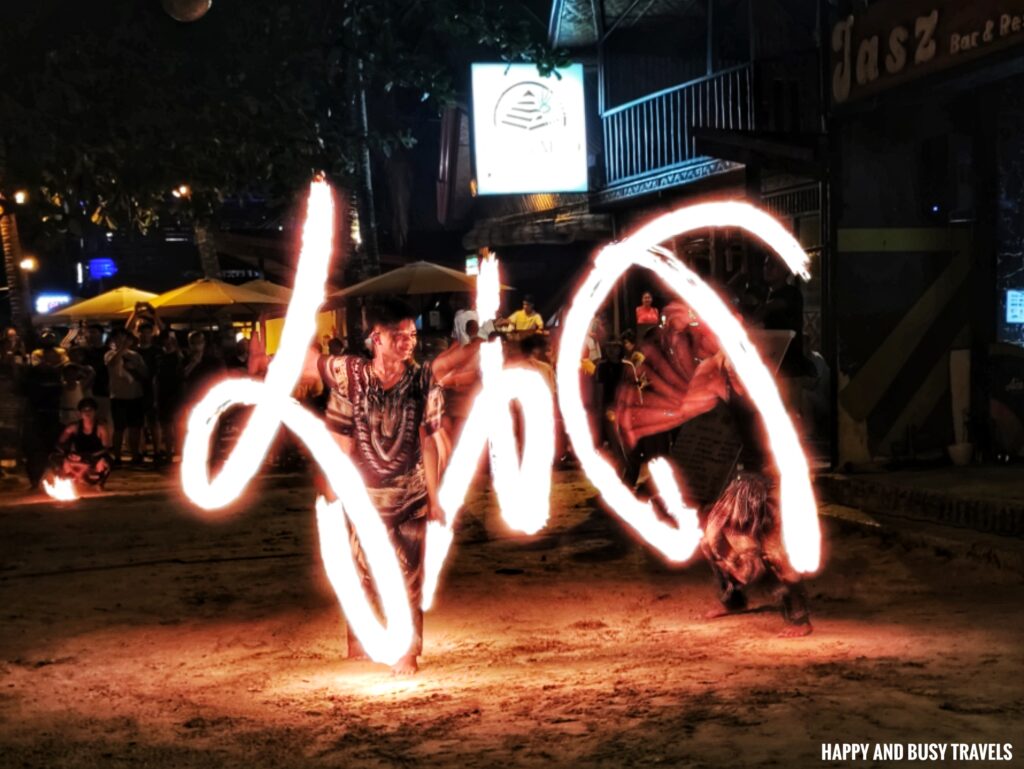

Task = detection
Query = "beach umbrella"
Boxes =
[144,278,287,318]
[240,279,293,302]
[325,261,509,305]
[38,286,158,323]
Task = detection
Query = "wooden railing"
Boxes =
[601,64,754,187]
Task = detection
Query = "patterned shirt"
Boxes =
[318,355,443,491]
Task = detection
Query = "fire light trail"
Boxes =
[424,255,556,609]
[179,181,819,666]
[180,181,414,664]
[555,201,820,573]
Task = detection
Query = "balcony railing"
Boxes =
[601,64,754,187]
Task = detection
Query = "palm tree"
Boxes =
[0,142,27,330]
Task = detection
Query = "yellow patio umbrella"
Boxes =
[40,286,158,323]
[325,261,509,305]
[240,279,293,302]
[144,278,287,319]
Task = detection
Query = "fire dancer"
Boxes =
[701,472,813,636]
[612,301,812,635]
[302,298,478,675]
[51,397,112,489]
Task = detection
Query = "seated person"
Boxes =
[503,295,545,339]
[51,397,112,488]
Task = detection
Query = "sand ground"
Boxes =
[1,469,1021,768]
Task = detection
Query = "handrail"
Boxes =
[601,63,755,187]
[602,63,752,117]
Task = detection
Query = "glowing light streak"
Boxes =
[424,255,556,609]
[42,476,78,502]
[180,181,413,665]
[180,184,820,667]
[555,202,820,573]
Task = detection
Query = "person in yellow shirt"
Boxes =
[505,295,544,333]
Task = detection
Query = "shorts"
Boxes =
[111,397,145,429]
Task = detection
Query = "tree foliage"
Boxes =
[0,0,564,238]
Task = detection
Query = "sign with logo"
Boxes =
[831,0,1024,104]
[471,63,587,194]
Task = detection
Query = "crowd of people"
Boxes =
[0,303,259,490]
[0,256,822,497]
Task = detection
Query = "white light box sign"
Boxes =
[471,63,587,195]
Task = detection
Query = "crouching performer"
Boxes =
[51,397,112,489]
[702,472,813,636]
[300,299,479,675]
[612,302,812,637]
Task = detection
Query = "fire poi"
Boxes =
[179,179,821,667]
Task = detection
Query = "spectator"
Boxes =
[452,298,479,346]
[23,337,65,488]
[505,295,544,334]
[0,337,25,477]
[134,321,161,461]
[105,329,148,466]
[82,324,112,435]
[4,326,27,365]
[635,291,660,340]
[520,333,555,393]
[59,347,95,425]
[182,331,226,418]
[52,397,111,489]
[30,330,69,367]
[155,331,185,464]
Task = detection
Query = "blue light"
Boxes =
[36,293,72,314]
[88,257,118,278]
[931,204,940,213]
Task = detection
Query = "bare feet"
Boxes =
[778,623,813,638]
[391,653,419,676]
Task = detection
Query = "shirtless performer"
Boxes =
[612,302,812,636]
[302,299,478,675]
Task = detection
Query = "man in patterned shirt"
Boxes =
[307,298,478,674]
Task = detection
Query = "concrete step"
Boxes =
[817,467,1024,538]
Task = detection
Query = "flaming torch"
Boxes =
[42,476,79,502]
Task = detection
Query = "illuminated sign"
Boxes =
[88,257,118,278]
[1008,289,1024,323]
[471,63,587,194]
[831,1,1024,104]
[35,293,72,314]
[178,181,820,667]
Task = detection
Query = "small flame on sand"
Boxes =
[43,476,79,502]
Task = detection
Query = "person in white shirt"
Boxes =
[452,306,479,346]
